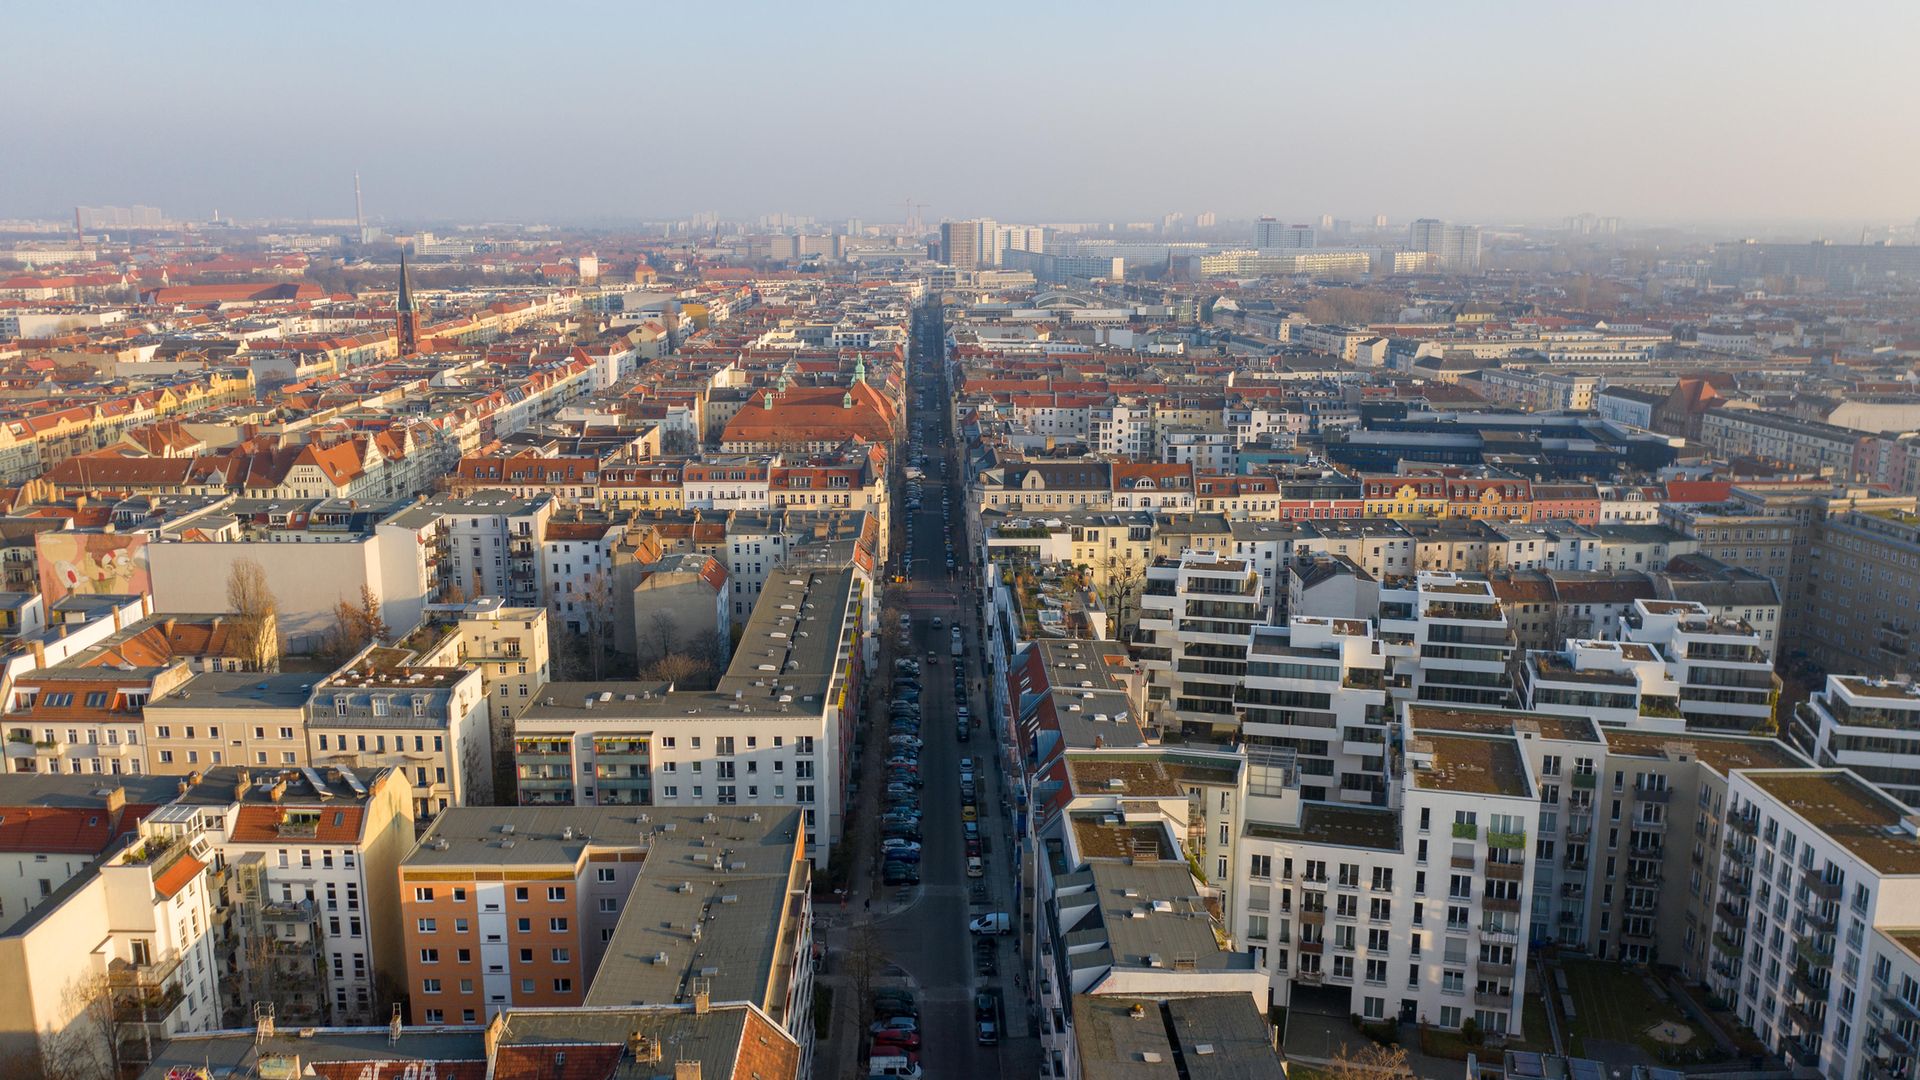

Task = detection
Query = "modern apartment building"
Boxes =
[1134,551,1263,735]
[1380,572,1517,709]
[1790,675,1920,808]
[1239,617,1391,805]
[1620,598,1778,733]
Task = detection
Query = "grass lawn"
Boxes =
[1559,960,1720,1063]
[1288,1066,1334,1080]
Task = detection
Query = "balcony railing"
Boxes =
[1483,896,1522,914]
[1474,989,1515,1008]
[1787,1038,1820,1068]
[1802,869,1843,901]
[1792,966,1828,1001]
[1711,931,1743,958]
[1481,923,1519,943]
[1572,773,1597,789]
[1729,809,1759,835]
[1476,957,1516,978]
[1488,830,1527,850]
[1452,822,1479,840]
[1795,935,1836,968]
[1634,785,1673,803]
[1784,1003,1819,1033]
[107,950,185,989]
[1486,861,1525,881]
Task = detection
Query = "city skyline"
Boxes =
[4,1,1916,228]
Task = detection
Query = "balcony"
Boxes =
[1299,940,1324,954]
[1566,818,1591,841]
[1627,866,1664,887]
[1784,1004,1819,1033]
[1558,911,1582,927]
[1572,773,1597,790]
[260,898,315,923]
[1488,830,1527,851]
[1722,840,1754,866]
[107,949,186,989]
[1299,908,1326,926]
[1887,992,1920,1023]
[1477,957,1516,978]
[1452,852,1477,870]
[1486,861,1525,882]
[1804,906,1838,934]
[1795,935,1835,968]
[1792,966,1828,1001]
[1729,809,1759,835]
[1720,870,1751,896]
[1631,817,1668,835]
[1787,1038,1820,1068]
[1711,931,1743,958]
[112,984,186,1025]
[1560,881,1585,899]
[1716,900,1748,927]
[1802,869,1843,901]
[1483,896,1523,914]
[1295,968,1324,985]
[1474,989,1515,1008]
[1634,785,1673,804]
[1711,956,1741,980]
[1623,924,1655,942]
[1481,923,1519,943]
[1883,1024,1918,1057]
[1452,822,1479,840]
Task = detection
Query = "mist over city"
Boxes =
[1,4,1918,1080]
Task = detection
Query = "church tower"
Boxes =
[396,249,420,356]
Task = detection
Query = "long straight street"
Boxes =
[819,303,1036,1079]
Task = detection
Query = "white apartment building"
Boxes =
[1380,573,1517,709]
[1716,769,1920,1077]
[1229,714,1541,1037]
[1620,598,1777,733]
[1239,617,1391,806]
[1135,551,1263,735]
[1791,675,1920,809]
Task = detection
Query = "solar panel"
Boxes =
[340,769,369,798]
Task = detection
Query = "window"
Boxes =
[516,918,531,933]
[599,898,617,913]
[547,886,566,901]
[421,979,441,994]
[414,887,435,902]
[550,918,568,932]
[515,887,529,902]
[553,978,573,993]
[417,918,437,933]
[551,948,570,963]
[419,949,439,964]
[596,868,616,883]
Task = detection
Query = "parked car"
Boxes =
[968,912,1011,935]
[966,856,983,877]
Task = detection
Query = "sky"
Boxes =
[2,1,1916,230]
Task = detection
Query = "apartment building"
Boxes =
[306,650,492,818]
[166,765,415,1027]
[141,671,314,776]
[1715,769,1920,1077]
[0,774,178,929]
[1239,617,1391,806]
[397,804,813,1076]
[1806,508,1920,677]
[402,599,551,729]
[1700,408,1868,478]
[1790,675,1920,809]
[1380,572,1517,709]
[513,567,866,866]
[1620,598,1778,733]
[0,810,223,1070]
[1229,713,1541,1038]
[1134,551,1263,736]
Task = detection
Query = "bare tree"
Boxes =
[846,925,883,1050]
[1324,1040,1413,1080]
[641,652,705,689]
[225,558,282,670]
[49,970,123,1080]
[322,586,391,659]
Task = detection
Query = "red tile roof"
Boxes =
[152,854,205,900]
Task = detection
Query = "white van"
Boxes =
[869,1052,923,1078]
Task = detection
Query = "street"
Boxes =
[818,302,1037,1079]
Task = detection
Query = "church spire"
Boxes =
[396,248,420,356]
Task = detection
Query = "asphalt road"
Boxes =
[833,303,1033,1078]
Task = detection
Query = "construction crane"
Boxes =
[902,198,928,236]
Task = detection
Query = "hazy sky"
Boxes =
[3,1,1916,229]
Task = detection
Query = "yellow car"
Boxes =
[962,805,977,822]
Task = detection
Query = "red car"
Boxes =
[871,1028,921,1051]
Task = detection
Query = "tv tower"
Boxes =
[354,173,366,244]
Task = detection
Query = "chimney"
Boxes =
[234,767,250,800]
[162,618,176,638]
[674,1063,701,1080]
[29,641,45,670]
[104,786,125,815]
[693,986,710,1015]
[268,778,286,803]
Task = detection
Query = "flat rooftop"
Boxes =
[146,670,317,711]
[1070,813,1179,861]
[1603,730,1807,776]
[1745,771,1920,875]
[1409,732,1532,799]
[1409,703,1600,744]
[1247,802,1400,853]
[1066,757,1185,799]
[1075,994,1281,1079]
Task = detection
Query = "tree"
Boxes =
[642,652,706,689]
[47,970,123,1080]
[323,586,391,659]
[846,925,884,1050]
[1325,1040,1413,1080]
[225,558,282,670]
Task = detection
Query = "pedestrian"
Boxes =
[865,897,872,911]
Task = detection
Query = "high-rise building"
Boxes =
[1408,218,1482,271]
[1253,218,1315,250]
[940,219,983,269]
